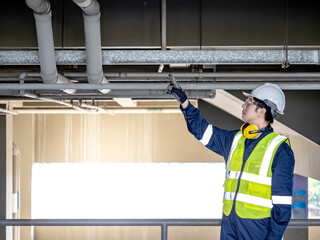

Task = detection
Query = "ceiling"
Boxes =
[0,0,320,144]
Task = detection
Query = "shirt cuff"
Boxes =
[180,101,194,113]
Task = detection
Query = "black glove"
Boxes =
[166,84,188,104]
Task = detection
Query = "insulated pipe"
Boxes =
[26,0,55,83]
[161,0,166,50]
[25,0,76,94]
[22,71,320,79]
[1,82,320,90]
[71,0,110,94]
[3,49,320,65]
[4,71,320,80]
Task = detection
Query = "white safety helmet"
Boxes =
[243,83,285,118]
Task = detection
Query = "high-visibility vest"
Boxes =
[223,131,288,219]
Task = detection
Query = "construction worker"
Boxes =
[167,80,295,240]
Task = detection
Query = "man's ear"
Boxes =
[258,107,266,117]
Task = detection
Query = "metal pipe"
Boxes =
[14,109,183,115]
[104,78,320,83]
[5,72,320,79]
[0,218,319,227]
[79,102,113,114]
[0,219,221,226]
[161,224,167,240]
[36,89,215,99]
[23,93,88,112]
[71,0,110,94]
[101,72,320,79]
[25,0,76,94]
[161,0,167,50]
[1,82,320,90]
[83,12,103,83]
[26,0,56,83]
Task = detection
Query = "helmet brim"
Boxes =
[243,91,252,98]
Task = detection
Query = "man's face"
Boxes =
[242,97,261,123]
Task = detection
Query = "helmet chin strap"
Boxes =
[241,123,272,139]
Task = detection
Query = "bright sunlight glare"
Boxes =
[32,162,225,219]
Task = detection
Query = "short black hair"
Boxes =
[253,97,274,124]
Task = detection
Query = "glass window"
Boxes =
[308,177,320,218]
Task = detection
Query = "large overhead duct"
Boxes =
[71,0,110,94]
[25,0,75,94]
[2,49,320,65]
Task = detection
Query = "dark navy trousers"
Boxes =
[220,211,270,240]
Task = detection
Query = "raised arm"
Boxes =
[166,75,237,160]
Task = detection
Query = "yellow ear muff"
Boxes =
[241,123,259,139]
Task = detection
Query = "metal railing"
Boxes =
[1,219,320,240]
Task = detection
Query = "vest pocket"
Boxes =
[246,161,261,175]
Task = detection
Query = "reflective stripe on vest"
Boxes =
[228,171,272,185]
[224,192,273,208]
[225,132,242,179]
[223,131,287,219]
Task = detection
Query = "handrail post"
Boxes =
[161,223,168,240]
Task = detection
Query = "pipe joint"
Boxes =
[33,9,52,21]
[99,76,111,94]
[86,72,111,94]
[19,72,27,81]
[41,71,57,84]
[82,11,101,22]
[87,70,103,84]
[74,0,100,16]
[73,0,92,8]
[56,74,77,94]
[26,0,51,15]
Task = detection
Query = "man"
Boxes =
[167,80,295,240]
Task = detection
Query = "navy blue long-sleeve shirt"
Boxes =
[181,103,295,240]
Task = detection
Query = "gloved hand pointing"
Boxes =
[166,74,188,104]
